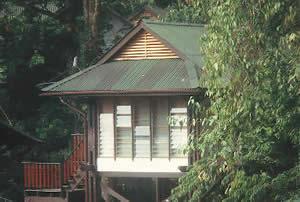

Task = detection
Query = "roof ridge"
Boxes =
[143,19,205,27]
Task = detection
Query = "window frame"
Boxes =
[98,97,189,160]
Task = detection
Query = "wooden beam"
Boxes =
[100,178,130,202]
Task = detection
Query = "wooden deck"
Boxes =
[23,134,86,194]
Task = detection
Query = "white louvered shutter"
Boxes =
[116,105,132,157]
[170,100,188,157]
[134,99,150,158]
[152,98,169,158]
[98,100,114,157]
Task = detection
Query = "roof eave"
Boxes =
[40,88,202,97]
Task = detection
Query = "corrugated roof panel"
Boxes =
[43,59,198,93]
[144,20,205,67]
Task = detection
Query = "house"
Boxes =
[25,20,204,202]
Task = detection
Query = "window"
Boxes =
[170,99,188,158]
[152,98,169,158]
[98,97,188,159]
[98,100,114,157]
[116,105,132,157]
[134,99,150,158]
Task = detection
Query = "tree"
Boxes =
[170,0,300,201]
[83,0,100,40]
[163,0,210,23]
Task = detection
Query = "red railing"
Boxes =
[23,162,62,190]
[23,134,86,190]
[63,134,85,184]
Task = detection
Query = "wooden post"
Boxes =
[100,177,129,202]
[155,178,159,202]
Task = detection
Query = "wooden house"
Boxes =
[25,20,204,202]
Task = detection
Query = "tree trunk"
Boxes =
[83,0,101,39]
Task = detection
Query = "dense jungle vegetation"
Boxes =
[0,0,299,201]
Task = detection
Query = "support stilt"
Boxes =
[155,178,159,202]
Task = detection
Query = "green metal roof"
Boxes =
[42,20,205,95]
[42,59,199,95]
[143,20,205,67]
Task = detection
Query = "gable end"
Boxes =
[112,30,179,61]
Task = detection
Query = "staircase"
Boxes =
[23,134,86,201]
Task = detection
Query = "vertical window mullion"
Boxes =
[131,99,135,160]
[168,97,171,161]
[97,101,101,158]
[113,100,116,160]
[150,98,153,161]
[134,98,150,158]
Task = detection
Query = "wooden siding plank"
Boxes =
[39,164,42,189]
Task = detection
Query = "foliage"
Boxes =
[163,0,210,23]
[171,0,300,201]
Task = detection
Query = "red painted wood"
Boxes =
[31,164,33,188]
[24,164,27,189]
[31,164,34,189]
[49,165,52,188]
[52,165,55,188]
[39,164,42,188]
[58,164,61,187]
[46,164,49,188]
[30,164,35,188]
[28,164,31,189]
[54,165,57,188]
[43,165,46,188]
[57,165,60,188]
[64,160,66,184]
[35,164,38,189]
[58,165,61,188]
[23,135,86,190]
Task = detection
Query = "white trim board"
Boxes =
[97,157,188,174]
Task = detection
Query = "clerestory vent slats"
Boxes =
[113,30,179,61]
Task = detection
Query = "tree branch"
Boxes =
[14,1,60,20]
[0,104,12,126]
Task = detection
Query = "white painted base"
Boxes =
[97,157,188,174]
